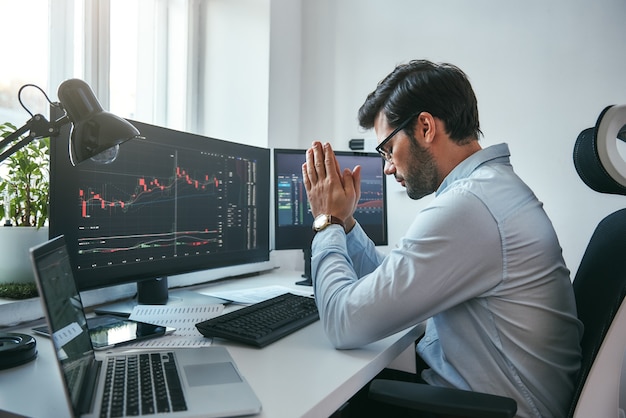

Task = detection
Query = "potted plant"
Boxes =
[0,122,49,298]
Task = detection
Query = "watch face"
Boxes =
[313,214,330,231]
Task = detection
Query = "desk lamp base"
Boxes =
[0,333,37,370]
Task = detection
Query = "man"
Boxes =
[302,60,582,418]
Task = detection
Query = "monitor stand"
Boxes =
[94,276,229,317]
[295,248,313,286]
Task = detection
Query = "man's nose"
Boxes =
[383,160,395,175]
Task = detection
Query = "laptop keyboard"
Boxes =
[195,292,319,347]
[100,352,187,417]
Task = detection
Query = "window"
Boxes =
[0,0,50,127]
[0,0,270,145]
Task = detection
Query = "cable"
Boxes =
[17,84,54,117]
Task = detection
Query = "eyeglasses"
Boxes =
[375,112,419,162]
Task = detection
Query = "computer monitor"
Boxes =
[49,117,270,314]
[273,148,387,285]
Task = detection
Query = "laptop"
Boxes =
[30,235,262,418]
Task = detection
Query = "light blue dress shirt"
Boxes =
[311,143,583,418]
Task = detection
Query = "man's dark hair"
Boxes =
[358,60,482,143]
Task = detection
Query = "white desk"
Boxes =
[0,269,422,418]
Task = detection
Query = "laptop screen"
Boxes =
[31,235,97,413]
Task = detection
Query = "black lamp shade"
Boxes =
[58,78,140,165]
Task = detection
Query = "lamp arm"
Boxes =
[0,112,69,164]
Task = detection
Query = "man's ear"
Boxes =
[417,112,436,144]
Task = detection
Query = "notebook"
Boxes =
[30,235,262,418]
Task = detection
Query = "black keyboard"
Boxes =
[195,293,319,347]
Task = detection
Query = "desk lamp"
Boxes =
[0,79,141,370]
[0,78,141,165]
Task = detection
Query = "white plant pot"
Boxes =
[0,226,49,284]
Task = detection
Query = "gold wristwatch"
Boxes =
[312,214,345,232]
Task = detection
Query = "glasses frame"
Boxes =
[375,112,420,162]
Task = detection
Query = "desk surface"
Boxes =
[0,269,422,418]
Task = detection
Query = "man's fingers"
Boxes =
[305,147,318,183]
[302,162,311,190]
[312,142,326,179]
[352,165,362,202]
[323,142,342,184]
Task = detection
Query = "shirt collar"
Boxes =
[436,143,511,196]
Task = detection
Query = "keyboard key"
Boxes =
[100,352,186,417]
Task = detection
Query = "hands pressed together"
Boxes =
[302,141,361,233]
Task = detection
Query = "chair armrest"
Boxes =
[369,379,517,418]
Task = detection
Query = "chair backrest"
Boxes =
[569,209,626,417]
[569,104,626,417]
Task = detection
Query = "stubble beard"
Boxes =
[403,137,439,200]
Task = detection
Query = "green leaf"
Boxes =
[0,122,49,227]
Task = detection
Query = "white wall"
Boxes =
[268,0,302,150]
[201,0,271,147]
[269,0,626,276]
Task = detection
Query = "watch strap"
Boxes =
[313,214,345,232]
[327,215,345,229]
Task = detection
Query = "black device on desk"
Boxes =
[32,315,175,350]
[195,292,319,347]
[273,148,388,285]
[48,112,271,315]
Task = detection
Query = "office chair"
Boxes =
[369,104,626,418]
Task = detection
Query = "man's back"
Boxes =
[418,144,583,417]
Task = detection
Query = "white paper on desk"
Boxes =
[126,304,224,348]
[203,285,311,304]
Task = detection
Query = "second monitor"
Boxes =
[273,149,388,285]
